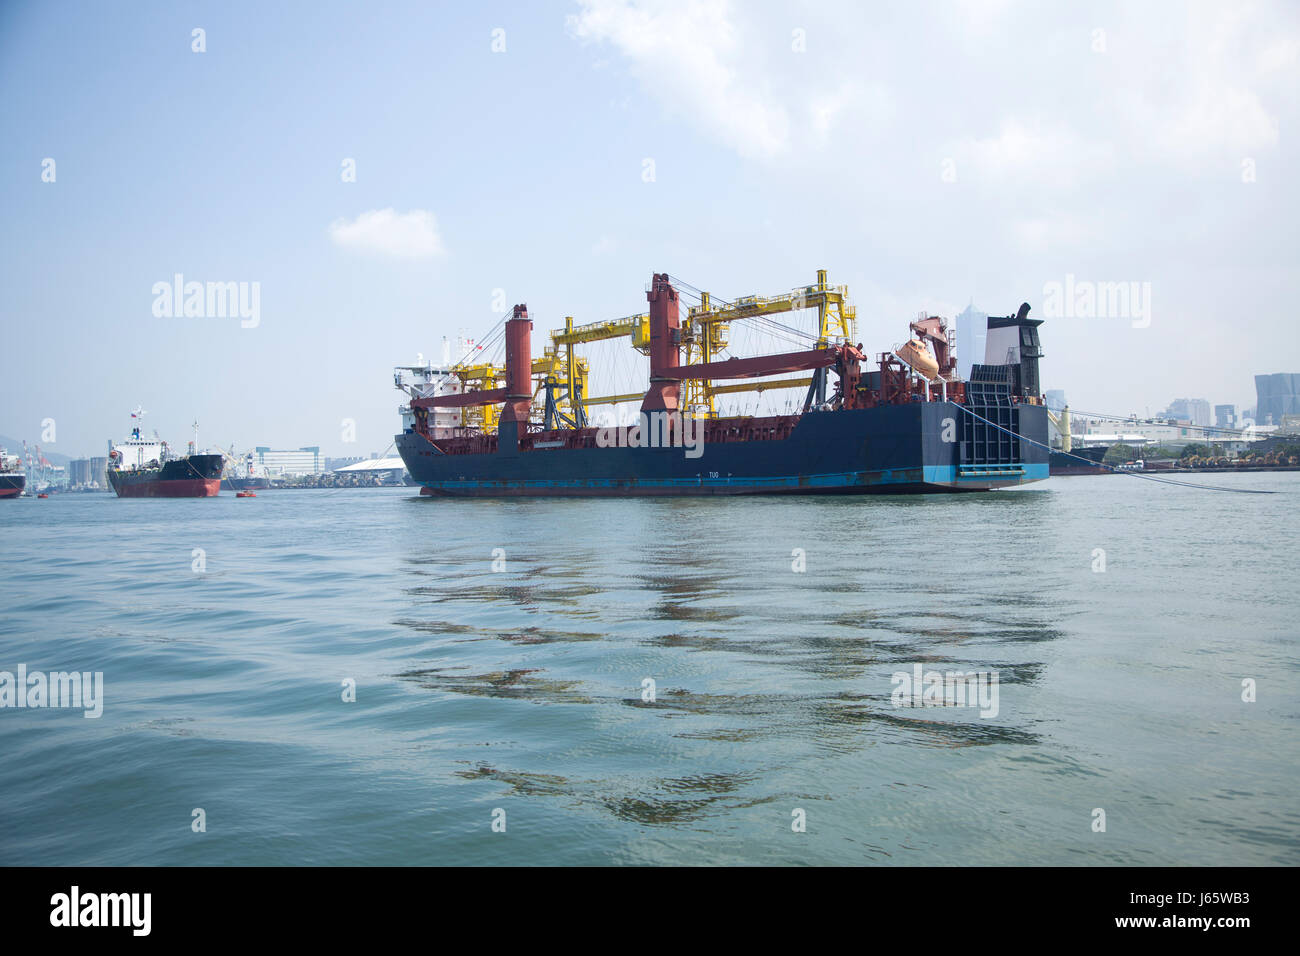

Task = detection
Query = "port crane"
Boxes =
[419,269,860,432]
[679,269,856,416]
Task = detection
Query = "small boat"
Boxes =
[37,493,49,498]
[236,491,257,498]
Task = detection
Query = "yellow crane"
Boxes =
[446,270,856,429]
[1047,405,1072,453]
[681,269,856,416]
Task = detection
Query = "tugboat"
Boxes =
[0,447,25,499]
[106,409,223,498]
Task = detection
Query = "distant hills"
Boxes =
[0,435,76,466]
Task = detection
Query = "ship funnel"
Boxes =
[500,304,533,426]
[641,273,681,413]
[982,303,1043,399]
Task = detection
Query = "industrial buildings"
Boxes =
[67,456,108,489]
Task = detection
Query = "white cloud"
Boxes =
[328,208,445,258]
[950,0,1015,35]
[1012,213,1103,249]
[567,0,790,160]
[1108,2,1290,166]
[1257,35,1300,74]
[951,118,1117,187]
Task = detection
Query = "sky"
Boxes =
[2,0,1297,458]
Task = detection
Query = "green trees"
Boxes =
[1103,442,1137,464]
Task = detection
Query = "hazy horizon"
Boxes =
[3,0,1297,459]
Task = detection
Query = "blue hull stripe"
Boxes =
[419,463,1050,494]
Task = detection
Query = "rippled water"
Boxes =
[1,474,1297,865]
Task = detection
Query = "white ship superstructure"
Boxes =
[394,337,481,439]
[108,408,170,472]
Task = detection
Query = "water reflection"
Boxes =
[394,498,1060,825]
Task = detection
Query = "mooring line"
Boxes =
[956,405,1275,494]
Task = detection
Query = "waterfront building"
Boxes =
[254,446,323,476]
[1080,420,1249,449]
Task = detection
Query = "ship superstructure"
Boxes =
[394,359,473,438]
[395,271,1049,497]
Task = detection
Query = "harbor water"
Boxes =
[1,474,1297,865]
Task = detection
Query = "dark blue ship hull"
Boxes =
[221,475,271,491]
[397,403,1049,497]
[0,473,24,499]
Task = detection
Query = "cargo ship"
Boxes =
[220,449,272,491]
[0,447,24,499]
[106,410,223,498]
[1049,445,1108,476]
[1042,402,1110,475]
[395,271,1049,497]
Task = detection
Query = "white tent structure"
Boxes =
[334,456,407,473]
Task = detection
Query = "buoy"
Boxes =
[37,493,49,498]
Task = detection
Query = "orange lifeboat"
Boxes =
[896,339,939,381]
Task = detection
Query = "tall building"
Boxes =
[1254,373,1300,427]
[1162,398,1211,426]
[1214,404,1236,429]
[254,446,322,475]
[1045,389,1067,413]
[69,458,91,486]
[954,300,988,381]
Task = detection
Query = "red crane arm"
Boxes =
[664,347,845,381]
[413,388,509,409]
